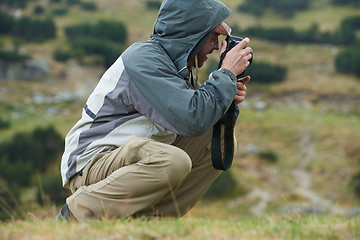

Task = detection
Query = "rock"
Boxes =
[245,144,260,154]
[0,59,50,81]
[347,207,360,217]
[253,101,267,111]
[278,205,327,215]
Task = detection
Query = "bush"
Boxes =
[335,45,360,77]
[245,62,287,84]
[80,2,97,11]
[246,26,297,43]
[238,0,310,18]
[70,37,122,67]
[0,126,64,187]
[51,7,69,16]
[0,182,22,221]
[233,15,360,45]
[206,59,287,85]
[65,20,127,44]
[67,0,82,5]
[0,49,30,62]
[0,0,27,8]
[0,11,14,34]
[352,170,360,198]
[258,150,278,163]
[145,0,162,9]
[12,17,56,42]
[203,171,239,199]
[0,118,10,129]
[332,0,359,6]
[33,5,45,15]
[53,49,72,62]
[36,173,69,205]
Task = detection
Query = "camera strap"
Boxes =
[211,101,236,170]
[210,48,236,171]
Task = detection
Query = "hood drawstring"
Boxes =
[188,55,199,90]
[193,55,199,89]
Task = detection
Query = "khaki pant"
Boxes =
[66,129,222,221]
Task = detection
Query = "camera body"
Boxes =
[219,35,253,78]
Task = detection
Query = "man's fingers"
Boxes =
[233,37,250,51]
[238,75,251,84]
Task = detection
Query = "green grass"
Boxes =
[1,215,359,240]
[1,0,360,230]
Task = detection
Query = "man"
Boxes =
[57,0,252,221]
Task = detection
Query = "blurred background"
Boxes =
[0,0,360,221]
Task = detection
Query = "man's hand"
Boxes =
[234,75,250,105]
[220,37,252,77]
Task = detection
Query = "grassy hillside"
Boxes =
[1,216,360,240]
[0,0,360,223]
[0,216,360,240]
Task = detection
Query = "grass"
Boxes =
[1,0,360,236]
[1,215,359,240]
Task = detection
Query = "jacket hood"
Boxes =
[152,0,231,78]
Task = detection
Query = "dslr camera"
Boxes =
[218,35,253,78]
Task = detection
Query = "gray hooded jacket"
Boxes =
[60,0,239,186]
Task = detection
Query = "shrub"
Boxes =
[0,126,64,187]
[335,45,360,77]
[65,20,127,44]
[13,17,56,42]
[245,62,287,84]
[238,0,311,18]
[70,37,123,67]
[332,0,359,5]
[0,49,30,62]
[51,7,69,16]
[0,118,10,129]
[352,170,360,198]
[1,0,27,8]
[36,173,69,205]
[203,170,239,199]
[0,182,22,221]
[67,0,82,5]
[53,49,72,62]
[145,0,162,9]
[206,59,287,84]
[33,5,45,15]
[246,26,297,42]
[258,150,279,163]
[0,11,14,34]
[80,2,97,11]
[233,15,360,45]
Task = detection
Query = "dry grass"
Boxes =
[1,215,359,240]
[1,0,360,235]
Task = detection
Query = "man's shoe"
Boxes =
[56,203,71,222]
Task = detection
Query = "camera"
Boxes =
[218,35,253,78]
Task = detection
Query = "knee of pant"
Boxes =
[164,147,192,186]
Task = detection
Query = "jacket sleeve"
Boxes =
[122,43,238,136]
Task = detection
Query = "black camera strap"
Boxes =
[211,101,236,171]
[210,48,237,171]
[211,35,253,170]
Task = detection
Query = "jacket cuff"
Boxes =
[218,68,237,82]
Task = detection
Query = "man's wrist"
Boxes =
[218,68,237,82]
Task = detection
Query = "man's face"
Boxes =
[188,31,220,68]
